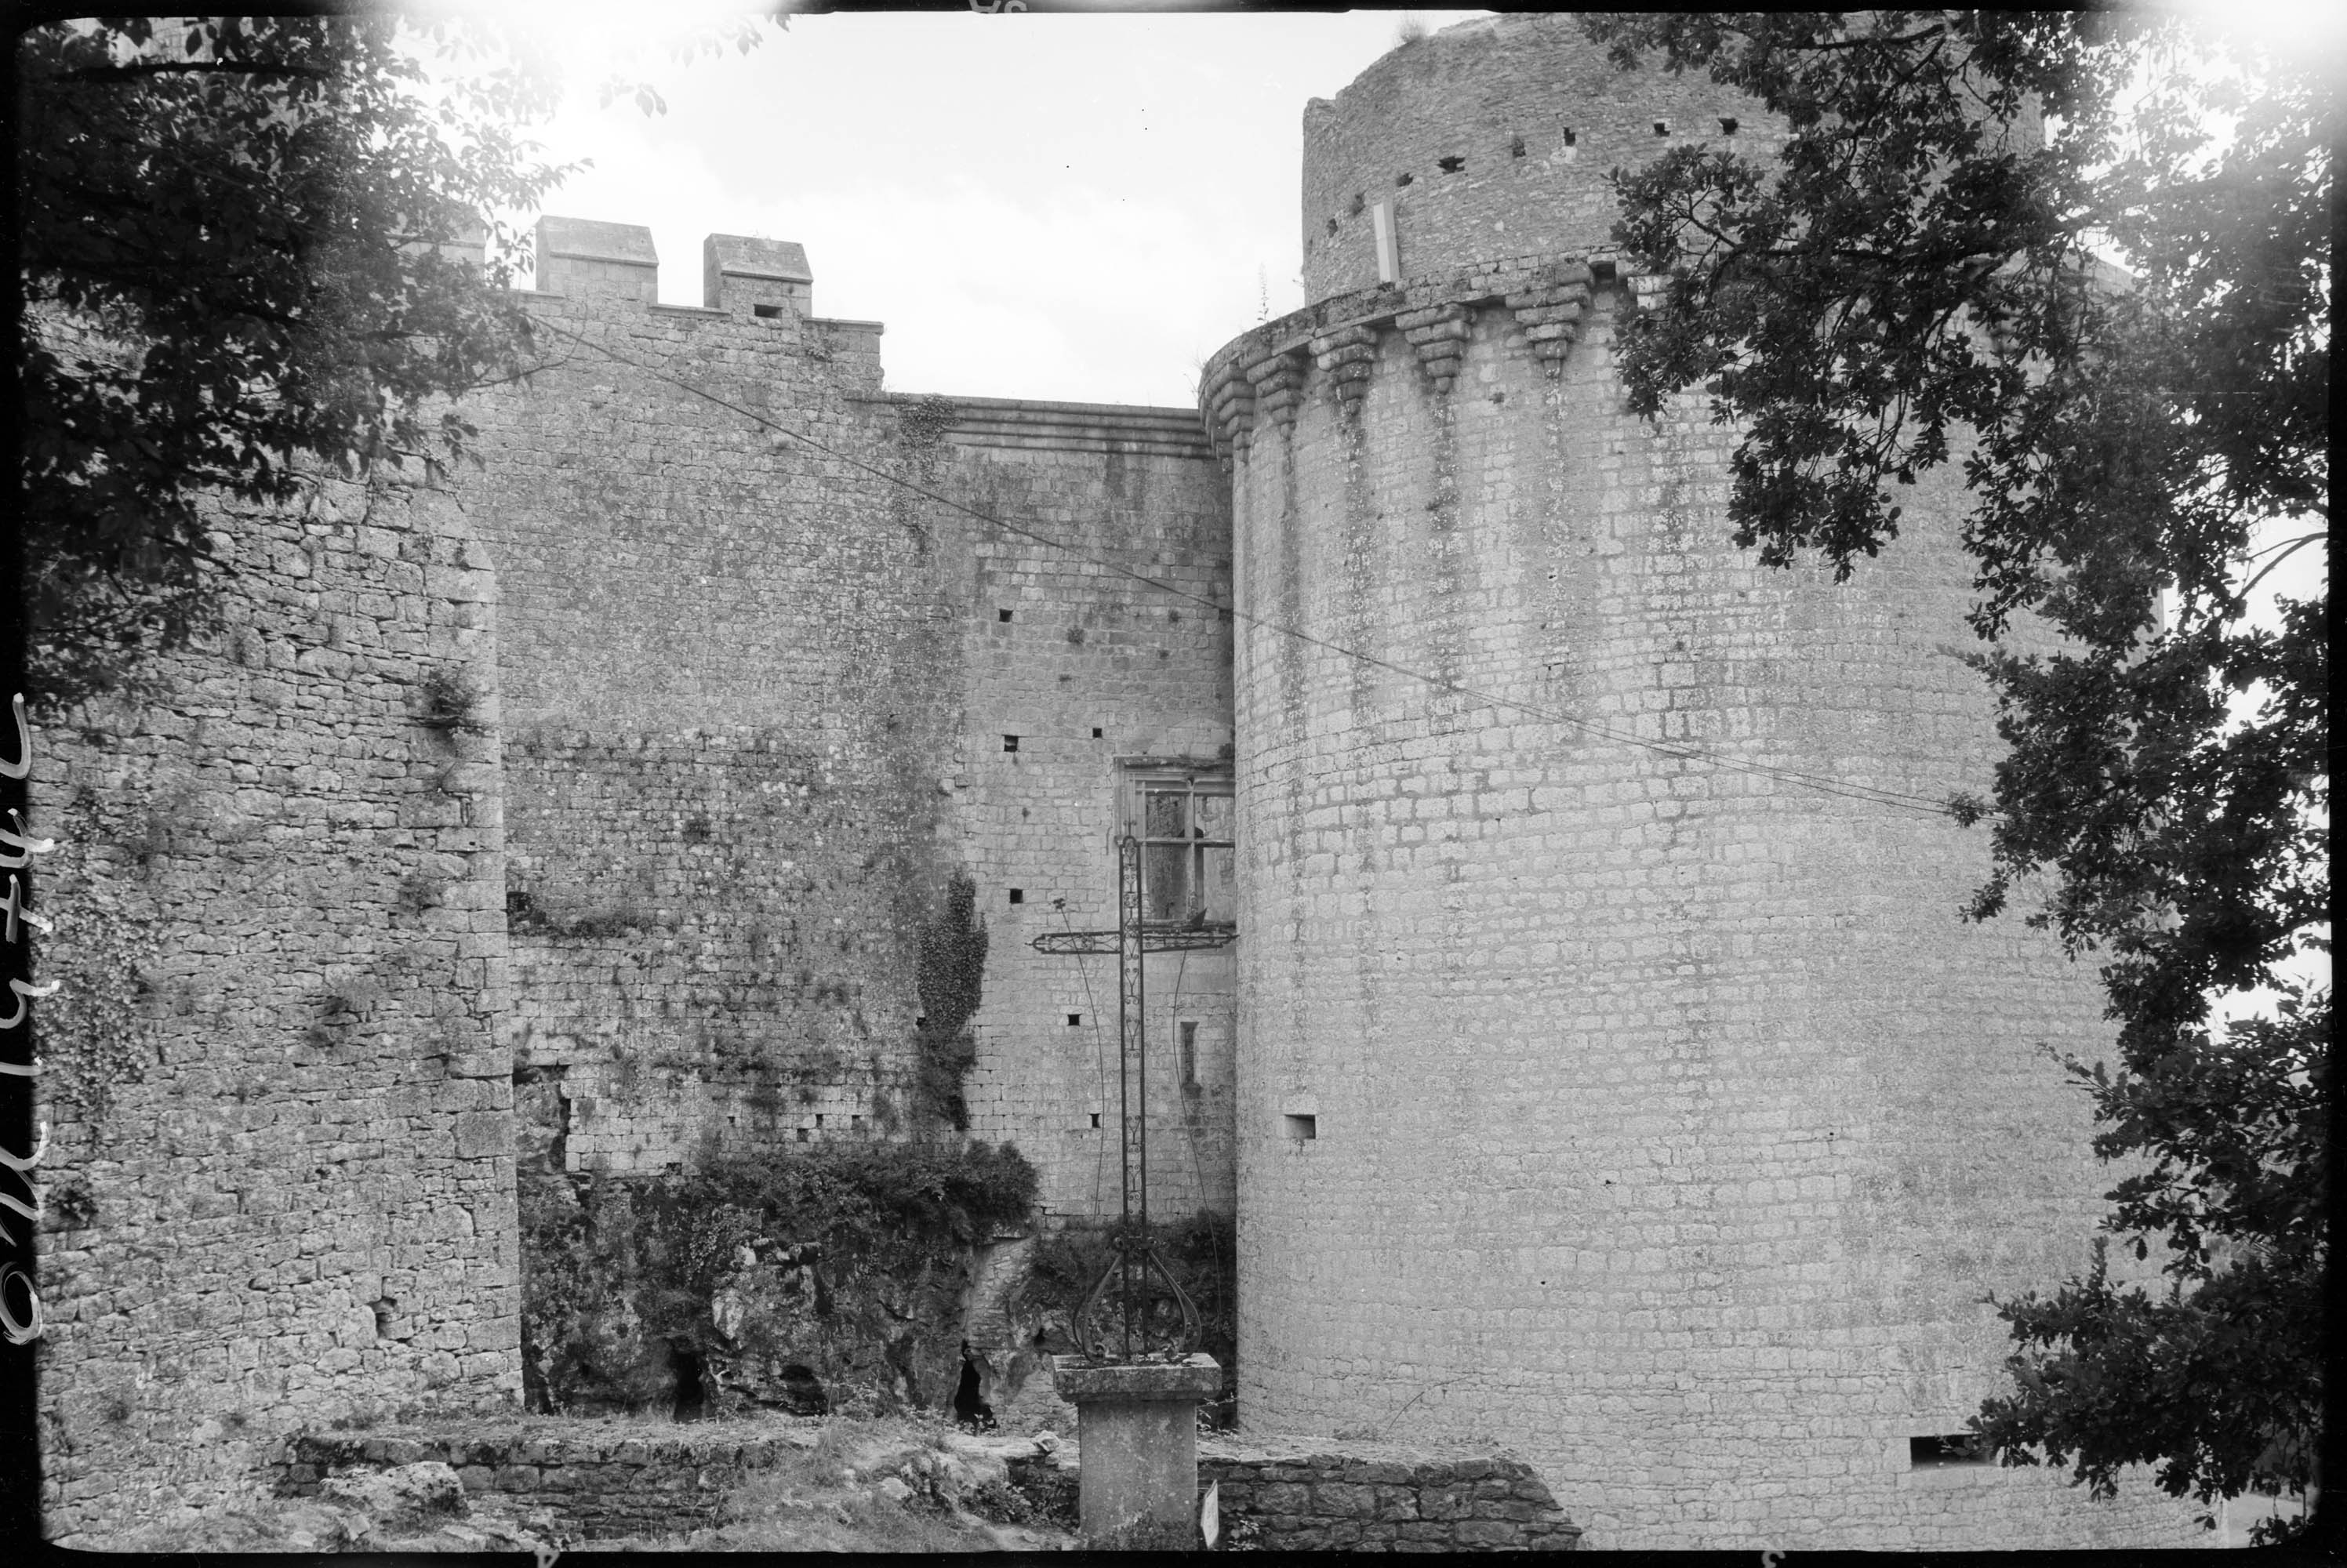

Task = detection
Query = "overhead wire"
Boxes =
[525,314,1982,822]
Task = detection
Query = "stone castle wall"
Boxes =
[456,246,944,1173]
[33,477,523,1543]
[1301,14,1784,301]
[1203,20,2203,1548]
[1200,1434,1582,1552]
[33,217,1241,1534]
[928,398,1237,1223]
[456,234,1239,1206]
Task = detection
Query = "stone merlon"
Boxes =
[704,232,815,317]
[535,216,658,303]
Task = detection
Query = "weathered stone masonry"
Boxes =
[34,479,521,1541]
[36,15,2210,1552]
[1207,13,2200,1553]
[35,215,1240,1537]
[1198,1434,1582,1552]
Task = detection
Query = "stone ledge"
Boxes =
[1052,1352,1223,1402]
[888,394,1213,458]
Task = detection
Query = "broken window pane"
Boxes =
[1144,841,1188,920]
[1145,790,1186,839]
[1201,846,1236,921]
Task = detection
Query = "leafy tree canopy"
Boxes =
[15,13,781,710]
[16,14,581,707]
[1582,9,2331,1541]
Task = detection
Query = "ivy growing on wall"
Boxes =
[33,789,162,1129]
[890,394,958,552]
[912,872,987,1131]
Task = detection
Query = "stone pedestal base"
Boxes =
[1052,1353,1223,1540]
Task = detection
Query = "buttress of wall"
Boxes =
[455,234,952,1173]
[32,476,520,1542]
[915,398,1238,1224]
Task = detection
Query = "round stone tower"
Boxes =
[1202,15,2196,1551]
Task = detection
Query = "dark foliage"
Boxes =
[519,1138,1036,1414]
[914,873,989,1131]
[18,16,570,709]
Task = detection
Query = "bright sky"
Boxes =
[445,8,1490,411]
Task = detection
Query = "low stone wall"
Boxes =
[1199,1434,1582,1552]
[270,1417,822,1540]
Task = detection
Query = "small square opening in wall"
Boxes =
[1067,1013,1082,1026]
[1008,888,1024,905]
[753,303,786,320]
[1092,727,1103,739]
[998,608,1013,622]
[1653,120,1669,136]
[1719,116,1740,135]
[1003,735,1019,753]
[1909,1434,1992,1467]
[796,1127,810,1142]
[1089,1112,1101,1129]
[1284,1113,1317,1142]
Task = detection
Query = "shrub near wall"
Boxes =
[521,1140,1035,1419]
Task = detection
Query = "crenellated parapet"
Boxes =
[1197,251,1655,456]
[525,216,872,335]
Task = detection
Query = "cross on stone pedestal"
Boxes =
[1030,836,1228,1362]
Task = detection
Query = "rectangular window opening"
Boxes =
[1092,727,1103,739]
[1003,735,1019,753]
[997,608,1013,622]
[753,303,786,320]
[1125,768,1237,928]
[1008,888,1024,905]
[1909,1434,1992,1467]
[1284,1113,1317,1142]
[1067,1012,1083,1026]
[795,1127,810,1142]
[1089,1112,1101,1130]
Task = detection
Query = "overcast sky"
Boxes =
[460,8,1491,411]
